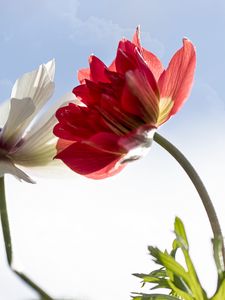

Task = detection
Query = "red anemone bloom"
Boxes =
[54,27,196,179]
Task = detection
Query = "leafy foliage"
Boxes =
[132,217,225,300]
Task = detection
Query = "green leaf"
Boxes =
[211,278,225,300]
[133,217,224,300]
[174,217,189,250]
[172,274,192,294]
[133,269,170,289]
[173,218,207,300]
[167,279,194,300]
[132,293,181,300]
[148,246,191,286]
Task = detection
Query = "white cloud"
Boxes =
[66,14,164,56]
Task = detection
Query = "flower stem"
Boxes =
[153,132,225,267]
[0,176,54,300]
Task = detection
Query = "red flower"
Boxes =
[54,27,196,179]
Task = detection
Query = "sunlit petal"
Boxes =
[132,26,164,80]
[0,98,11,128]
[158,39,196,116]
[10,60,55,137]
[0,98,35,146]
[25,92,79,140]
[45,59,55,81]
[0,60,70,182]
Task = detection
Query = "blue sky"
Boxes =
[0,0,225,299]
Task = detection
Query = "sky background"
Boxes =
[0,0,225,299]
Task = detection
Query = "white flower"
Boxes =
[0,60,76,183]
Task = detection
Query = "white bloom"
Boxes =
[0,60,76,183]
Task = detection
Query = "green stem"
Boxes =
[0,176,54,300]
[154,132,225,267]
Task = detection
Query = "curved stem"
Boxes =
[0,176,54,300]
[154,132,225,267]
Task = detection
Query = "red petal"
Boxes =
[142,48,164,81]
[108,59,116,71]
[89,132,125,153]
[85,159,125,179]
[132,26,164,80]
[110,40,160,120]
[73,84,91,102]
[54,104,109,140]
[55,132,126,179]
[125,68,159,124]
[132,26,141,48]
[89,55,109,83]
[56,138,74,153]
[73,81,101,105]
[121,82,144,118]
[115,40,138,73]
[54,122,96,141]
[134,49,159,96]
[158,39,196,116]
[78,67,90,84]
[54,123,79,141]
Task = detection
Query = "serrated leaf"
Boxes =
[134,274,160,284]
[167,279,194,300]
[173,218,207,300]
[149,268,167,278]
[134,269,167,280]
[133,217,220,300]
[134,271,170,290]
[148,246,191,286]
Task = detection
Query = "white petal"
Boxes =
[0,98,11,128]
[1,98,35,146]
[0,159,35,183]
[25,91,78,140]
[8,60,55,144]
[11,59,55,100]
[18,159,76,180]
[45,59,55,81]
[11,114,57,167]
